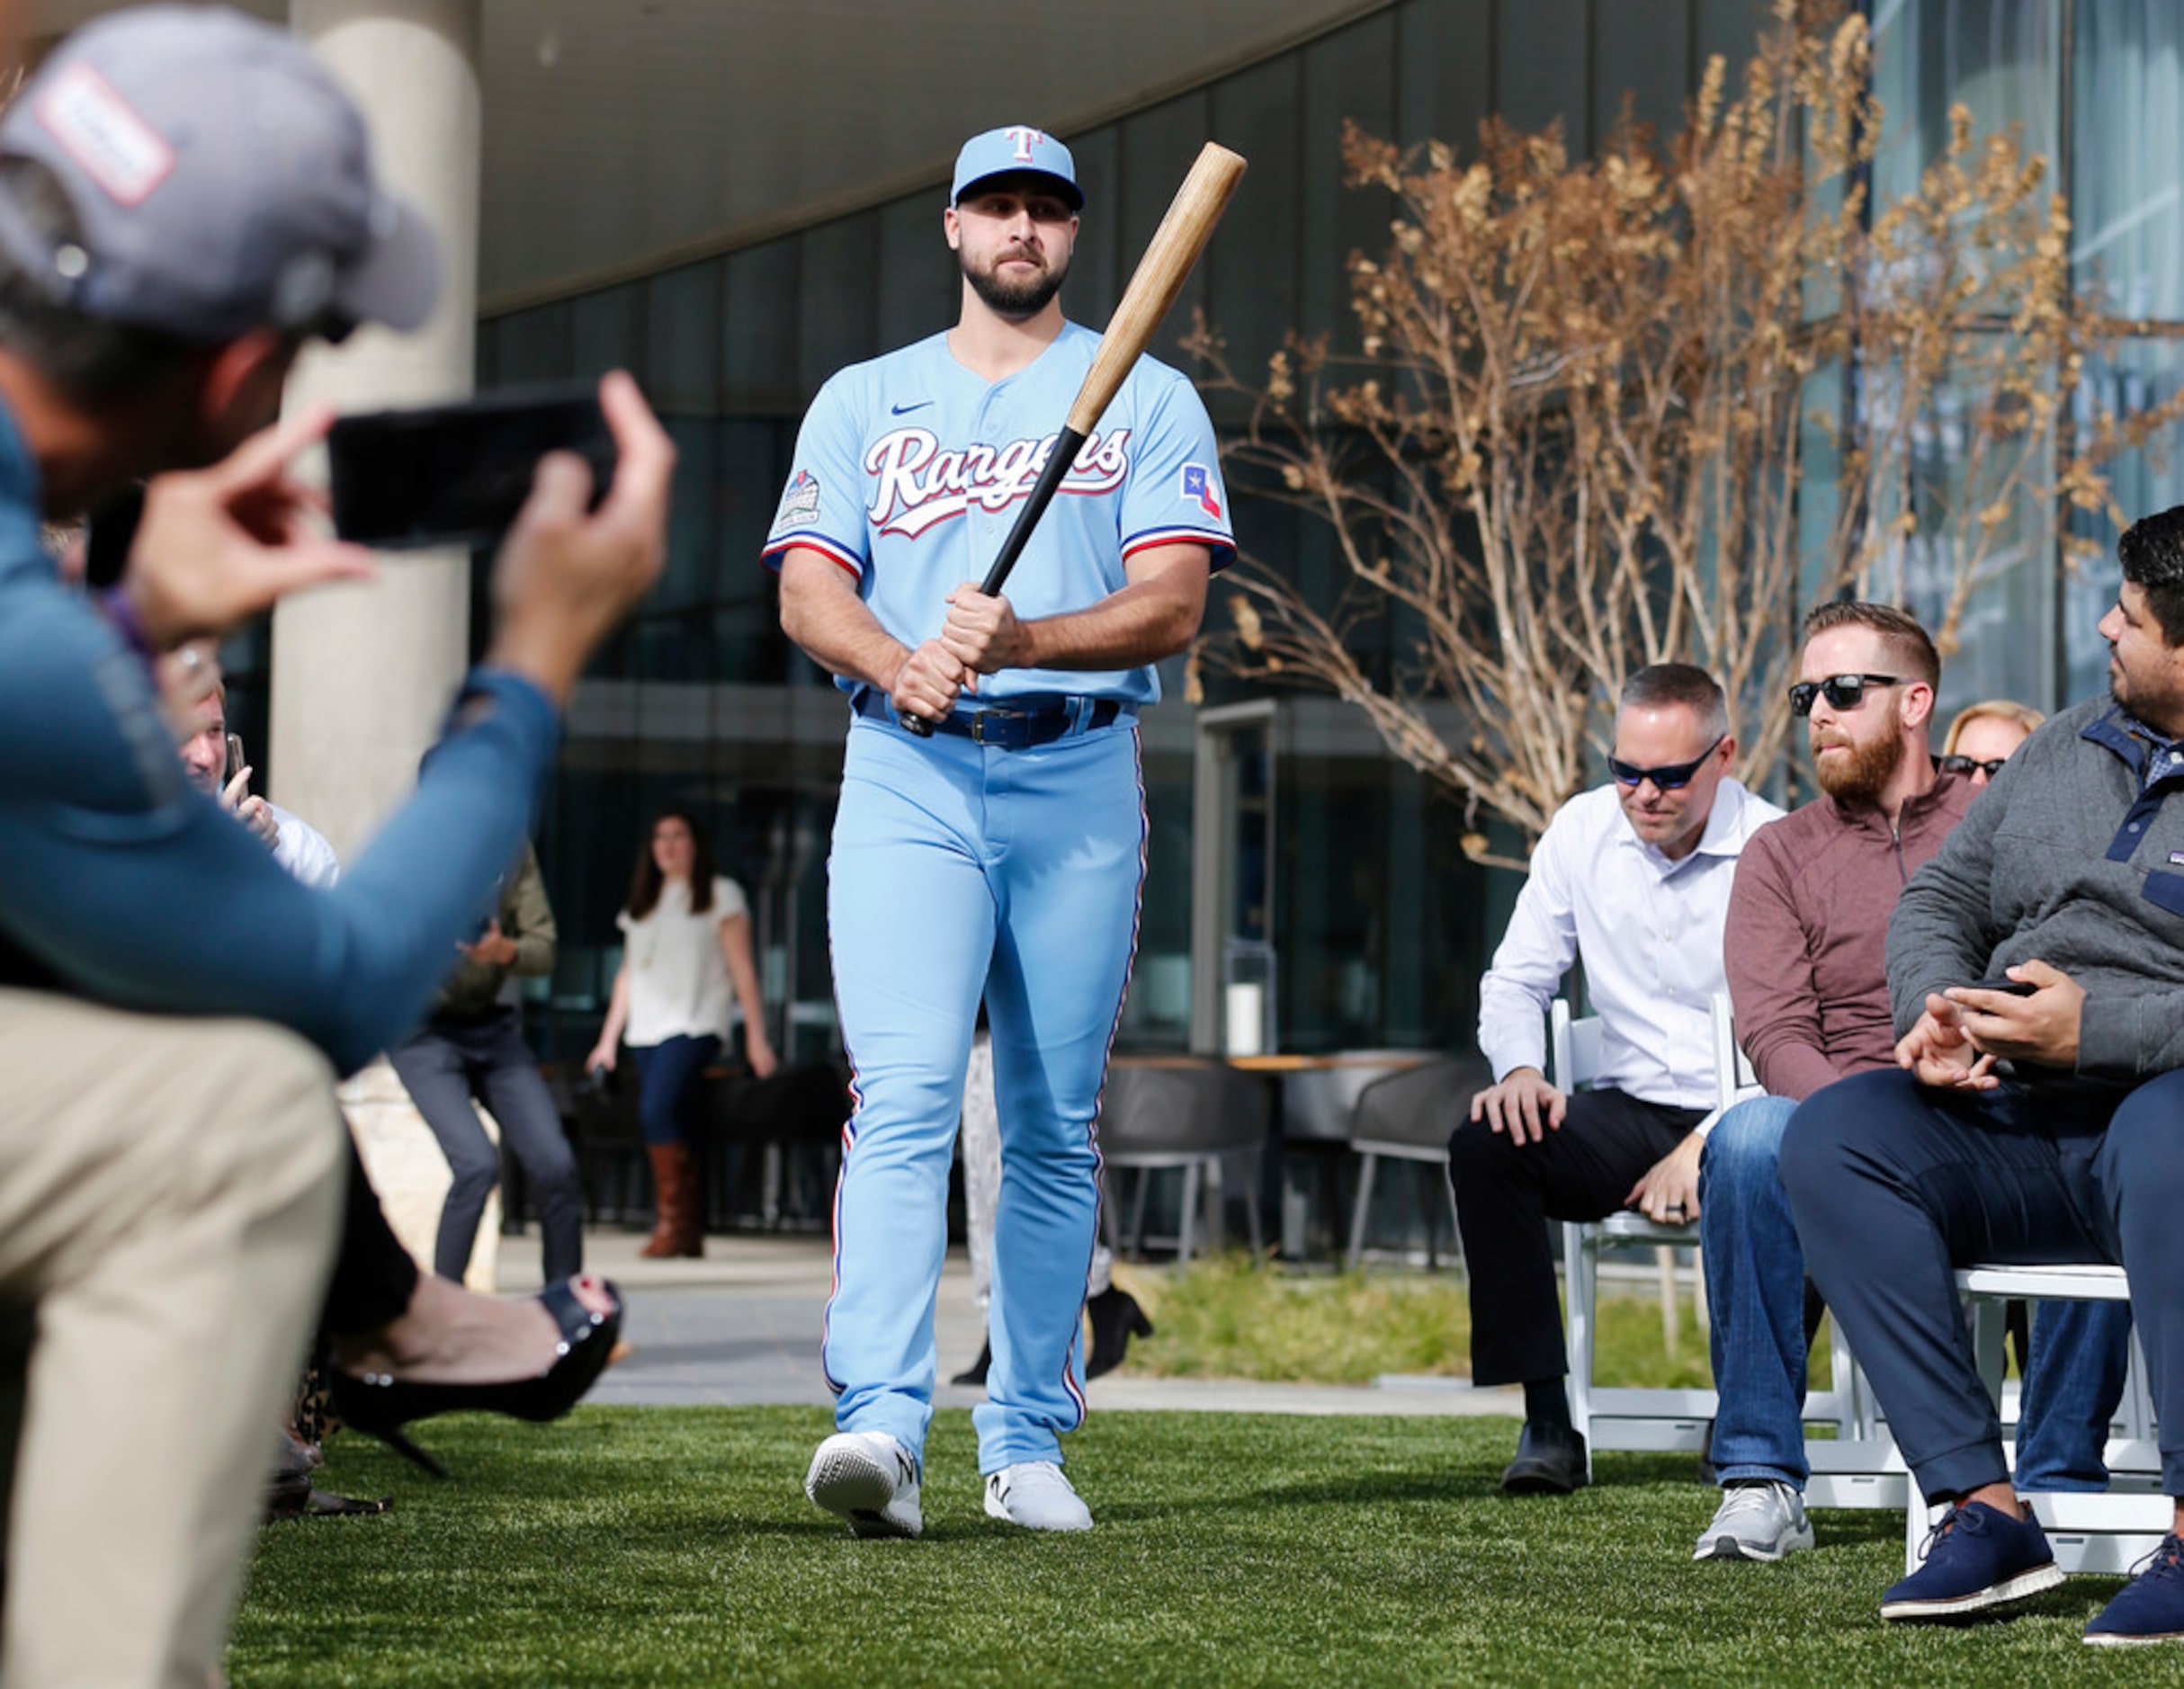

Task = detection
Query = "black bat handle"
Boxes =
[901,425,1090,737]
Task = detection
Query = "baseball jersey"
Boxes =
[762,320,1234,707]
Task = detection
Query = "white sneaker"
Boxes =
[1693,1480,1815,1562]
[984,1461,1094,1533]
[805,1431,922,1539]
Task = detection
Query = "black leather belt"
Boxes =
[853,690,1130,749]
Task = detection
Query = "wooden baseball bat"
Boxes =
[902,139,1248,737]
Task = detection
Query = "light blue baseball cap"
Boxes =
[951,125,1082,211]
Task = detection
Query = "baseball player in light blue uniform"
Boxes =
[767,125,1232,1537]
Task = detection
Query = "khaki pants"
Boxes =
[0,989,345,1689]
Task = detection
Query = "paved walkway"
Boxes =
[497,1226,1522,1417]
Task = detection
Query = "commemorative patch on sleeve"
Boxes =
[1180,462,1222,521]
[771,469,822,536]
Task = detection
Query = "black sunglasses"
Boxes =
[1788,674,1905,718]
[1608,734,1725,791]
[1938,754,2009,779]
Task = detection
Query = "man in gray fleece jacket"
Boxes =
[1780,505,2184,1644]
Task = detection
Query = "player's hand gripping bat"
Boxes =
[902,140,1248,737]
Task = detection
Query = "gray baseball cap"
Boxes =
[0,4,438,343]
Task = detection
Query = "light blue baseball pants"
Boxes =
[822,710,1142,1474]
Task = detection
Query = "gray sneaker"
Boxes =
[1693,1480,1815,1562]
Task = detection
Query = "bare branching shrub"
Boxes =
[1190,2,2184,862]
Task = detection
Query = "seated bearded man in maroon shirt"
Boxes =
[1688,602,2127,1567]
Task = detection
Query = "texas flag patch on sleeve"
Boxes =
[1180,462,1222,522]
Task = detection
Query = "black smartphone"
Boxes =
[1962,976,2037,996]
[83,483,146,589]
[224,732,246,786]
[327,383,616,551]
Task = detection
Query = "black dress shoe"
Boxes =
[951,1340,991,1388]
[1085,1287,1153,1381]
[1499,1421,1589,1495]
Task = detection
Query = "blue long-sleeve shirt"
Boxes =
[0,402,560,1075]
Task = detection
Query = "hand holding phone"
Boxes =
[1960,976,2038,997]
[328,384,617,551]
[214,730,279,850]
[112,407,376,649]
[476,371,674,707]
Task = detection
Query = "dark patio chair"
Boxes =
[1098,1058,1269,1263]
[547,1062,650,1228]
[705,1062,851,1229]
[1344,1055,1487,1269]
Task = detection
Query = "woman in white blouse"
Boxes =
[587,810,777,1257]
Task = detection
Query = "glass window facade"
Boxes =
[468,0,2180,1068]
[1862,2,2184,726]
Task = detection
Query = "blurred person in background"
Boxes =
[1941,699,2045,786]
[391,839,586,1285]
[951,1025,1150,1388]
[588,808,777,1258]
[175,655,340,886]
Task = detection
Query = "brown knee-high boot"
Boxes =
[670,1141,705,1258]
[641,1144,695,1259]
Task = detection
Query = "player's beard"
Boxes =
[963,246,1069,319]
[1813,725,1904,803]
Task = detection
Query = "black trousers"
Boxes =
[1448,1086,1705,1387]
[389,1008,584,1282]
[322,1136,421,1339]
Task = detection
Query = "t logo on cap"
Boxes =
[951,124,1083,212]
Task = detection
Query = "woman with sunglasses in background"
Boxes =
[1940,699,2045,786]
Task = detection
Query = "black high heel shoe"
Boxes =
[1085,1286,1152,1381]
[951,1338,992,1388]
[331,1278,624,1478]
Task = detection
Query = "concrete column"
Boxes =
[271,0,481,862]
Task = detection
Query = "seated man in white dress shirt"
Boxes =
[1450,663,1784,1494]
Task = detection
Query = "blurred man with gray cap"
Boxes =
[0,8,675,1684]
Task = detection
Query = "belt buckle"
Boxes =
[971,708,1029,747]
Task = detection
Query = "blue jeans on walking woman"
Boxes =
[1698,1090,2127,1491]
[631,1033,720,1148]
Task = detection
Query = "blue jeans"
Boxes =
[1698,1096,1807,1486]
[2016,1297,2134,1491]
[631,1033,720,1148]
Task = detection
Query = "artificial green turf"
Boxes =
[232,1408,2148,1688]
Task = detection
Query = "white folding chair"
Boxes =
[1900,1264,2166,1575]
[1560,996,1876,1483]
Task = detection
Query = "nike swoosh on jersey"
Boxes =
[891,400,933,415]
